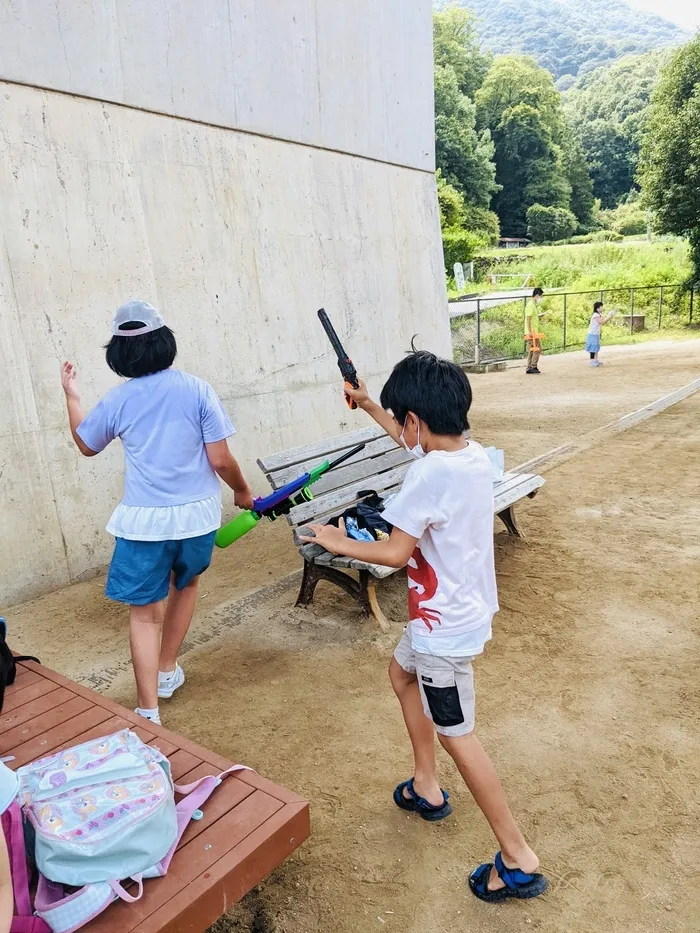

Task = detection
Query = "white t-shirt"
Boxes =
[588,312,603,336]
[382,442,499,657]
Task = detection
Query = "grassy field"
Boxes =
[449,239,697,361]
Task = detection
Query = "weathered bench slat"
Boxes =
[258,424,385,473]
[268,436,411,490]
[257,429,545,627]
[287,464,411,526]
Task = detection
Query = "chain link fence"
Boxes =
[450,284,696,365]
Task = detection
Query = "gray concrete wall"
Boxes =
[0,2,449,605]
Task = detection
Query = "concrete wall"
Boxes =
[0,1,449,605]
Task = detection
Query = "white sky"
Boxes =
[625,0,700,31]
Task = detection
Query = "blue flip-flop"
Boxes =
[393,778,453,822]
[468,851,549,902]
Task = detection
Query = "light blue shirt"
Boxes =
[77,369,235,509]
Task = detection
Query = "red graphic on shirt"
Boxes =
[407,547,441,632]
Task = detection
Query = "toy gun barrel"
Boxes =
[317,308,359,389]
[215,443,366,549]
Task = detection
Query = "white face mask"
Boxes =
[400,420,426,459]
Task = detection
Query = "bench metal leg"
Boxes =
[497,504,525,539]
[296,561,388,630]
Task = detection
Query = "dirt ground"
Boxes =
[7,339,700,933]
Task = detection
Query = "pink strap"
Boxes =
[3,801,32,917]
[109,876,143,903]
[158,765,253,874]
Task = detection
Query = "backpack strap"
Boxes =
[153,764,254,876]
[34,877,116,933]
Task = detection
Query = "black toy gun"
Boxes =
[317,308,359,409]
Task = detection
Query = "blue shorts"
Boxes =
[105,532,217,605]
[585,334,601,353]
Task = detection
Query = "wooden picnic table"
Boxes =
[3,659,310,933]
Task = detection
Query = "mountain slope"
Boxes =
[443,0,687,84]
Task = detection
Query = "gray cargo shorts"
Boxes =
[393,628,476,737]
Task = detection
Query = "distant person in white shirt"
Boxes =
[301,351,548,903]
[61,300,255,726]
[586,300,615,367]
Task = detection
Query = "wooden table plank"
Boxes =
[6,659,310,932]
[9,706,114,767]
[3,678,59,712]
[0,695,91,755]
[0,687,71,734]
[168,750,203,782]
[135,802,310,933]
[86,791,283,933]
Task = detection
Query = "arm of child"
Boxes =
[603,310,616,324]
[344,378,403,445]
[205,440,255,510]
[0,829,12,933]
[300,520,417,569]
[60,362,100,457]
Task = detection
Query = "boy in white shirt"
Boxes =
[302,351,548,902]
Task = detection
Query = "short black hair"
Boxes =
[380,350,472,435]
[105,322,177,378]
[593,300,604,313]
[532,287,544,298]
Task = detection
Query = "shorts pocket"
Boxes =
[420,671,465,728]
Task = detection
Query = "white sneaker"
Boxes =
[135,707,161,726]
[158,664,185,699]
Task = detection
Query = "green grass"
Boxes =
[448,239,698,360]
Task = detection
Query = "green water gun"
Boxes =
[215,443,366,548]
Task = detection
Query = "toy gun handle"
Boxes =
[317,308,359,409]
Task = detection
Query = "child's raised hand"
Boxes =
[60,362,81,400]
[299,519,349,554]
[344,378,371,410]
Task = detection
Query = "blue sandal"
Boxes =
[468,851,549,902]
[393,778,453,822]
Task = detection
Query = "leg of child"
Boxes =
[130,600,165,710]
[159,576,200,674]
[439,731,539,889]
[389,658,444,806]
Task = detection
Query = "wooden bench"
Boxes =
[4,659,310,933]
[257,426,545,628]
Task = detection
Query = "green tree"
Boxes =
[434,65,498,208]
[476,58,573,235]
[640,36,700,283]
[526,204,578,242]
[433,4,491,98]
[565,51,669,207]
[561,127,595,226]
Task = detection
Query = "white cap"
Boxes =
[112,300,166,337]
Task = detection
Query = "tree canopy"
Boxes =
[640,36,700,283]
[564,51,669,207]
[438,0,686,84]
[475,57,575,236]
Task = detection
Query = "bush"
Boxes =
[462,204,500,244]
[442,229,487,274]
[599,202,649,237]
[558,231,623,245]
[526,204,578,243]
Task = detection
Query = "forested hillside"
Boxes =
[564,51,669,207]
[438,0,686,85]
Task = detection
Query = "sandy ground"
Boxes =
[7,339,700,933]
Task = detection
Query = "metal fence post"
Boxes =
[658,286,664,330]
[475,299,481,365]
[629,288,635,334]
[562,293,567,349]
